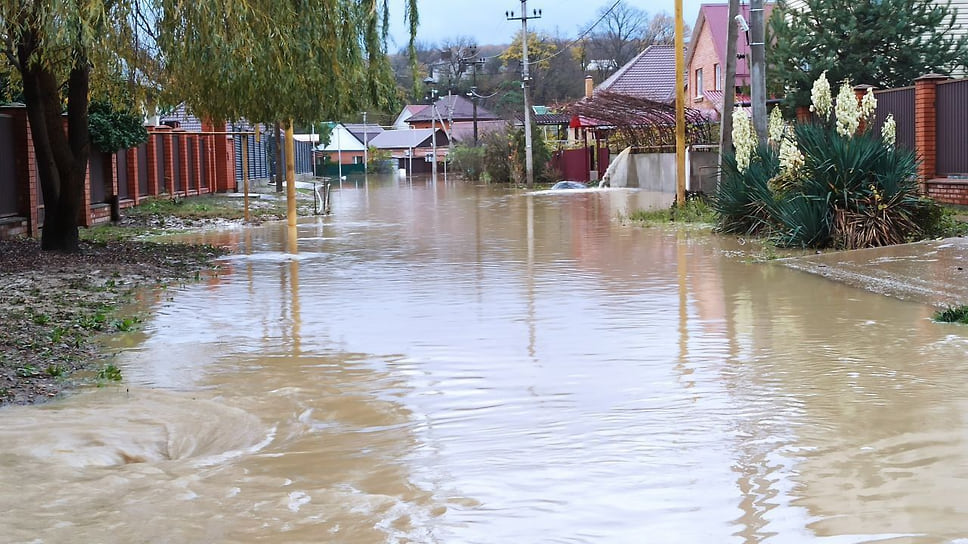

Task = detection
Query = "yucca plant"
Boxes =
[713,145,780,235]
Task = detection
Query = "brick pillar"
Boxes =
[914,73,948,186]
[853,84,875,134]
[1,106,40,237]
[80,153,92,227]
[211,121,231,192]
[125,147,139,204]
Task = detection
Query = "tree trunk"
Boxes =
[17,31,91,253]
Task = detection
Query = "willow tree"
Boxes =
[0,0,418,252]
[0,1,152,251]
[157,0,417,130]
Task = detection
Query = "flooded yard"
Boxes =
[2,176,967,543]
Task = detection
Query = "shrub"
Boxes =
[714,73,927,249]
[89,101,149,153]
[450,144,486,180]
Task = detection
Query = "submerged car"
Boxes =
[550,181,588,190]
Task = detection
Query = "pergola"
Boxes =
[567,91,713,149]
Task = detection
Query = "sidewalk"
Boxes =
[781,237,968,308]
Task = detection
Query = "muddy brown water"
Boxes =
[2,177,968,543]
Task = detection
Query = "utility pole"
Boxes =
[674,0,686,206]
[461,46,486,147]
[720,0,740,158]
[361,111,368,176]
[749,0,768,145]
[507,1,542,188]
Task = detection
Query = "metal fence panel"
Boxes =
[936,79,968,176]
[0,115,18,217]
[871,87,915,151]
[117,149,130,199]
[137,143,148,196]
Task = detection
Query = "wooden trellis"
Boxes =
[568,92,713,149]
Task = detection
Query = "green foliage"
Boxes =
[715,120,925,249]
[934,305,968,324]
[482,128,513,182]
[88,101,149,153]
[450,144,486,180]
[711,145,780,235]
[112,316,141,332]
[45,364,66,378]
[769,0,968,109]
[157,0,416,125]
[510,123,552,184]
[16,365,38,378]
[96,363,122,382]
[367,147,395,174]
[628,198,717,224]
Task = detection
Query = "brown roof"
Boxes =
[407,95,501,123]
[596,45,679,103]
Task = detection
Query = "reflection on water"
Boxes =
[2,176,968,543]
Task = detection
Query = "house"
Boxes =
[405,95,502,132]
[685,3,775,120]
[368,128,449,174]
[343,123,384,148]
[313,123,366,166]
[392,105,429,130]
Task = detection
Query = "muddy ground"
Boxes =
[0,186,315,406]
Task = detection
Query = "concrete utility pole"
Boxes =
[675,0,686,206]
[720,0,740,159]
[749,0,768,145]
[507,1,542,188]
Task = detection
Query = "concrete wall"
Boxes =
[606,148,720,194]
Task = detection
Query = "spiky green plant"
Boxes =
[712,145,780,235]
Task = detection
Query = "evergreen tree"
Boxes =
[769,0,968,108]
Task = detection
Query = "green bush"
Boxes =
[450,144,486,180]
[480,123,552,184]
[89,101,149,153]
[714,122,924,249]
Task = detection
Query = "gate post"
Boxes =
[914,74,948,189]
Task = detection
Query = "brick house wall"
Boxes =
[688,22,723,114]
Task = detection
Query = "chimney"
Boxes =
[584,75,594,98]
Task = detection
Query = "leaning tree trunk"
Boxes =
[17,35,91,252]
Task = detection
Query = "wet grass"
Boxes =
[934,305,968,324]
[626,198,718,226]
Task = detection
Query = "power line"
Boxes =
[528,0,623,65]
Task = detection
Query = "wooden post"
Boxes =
[242,134,250,222]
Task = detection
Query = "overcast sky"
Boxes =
[387,0,703,51]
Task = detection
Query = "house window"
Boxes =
[695,68,704,99]
[353,156,363,165]
[714,64,721,90]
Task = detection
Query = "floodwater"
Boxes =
[3,176,968,544]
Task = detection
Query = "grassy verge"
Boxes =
[625,198,718,226]
[934,305,968,324]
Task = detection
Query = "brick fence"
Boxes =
[797,75,968,207]
[0,106,236,240]
[884,74,968,206]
